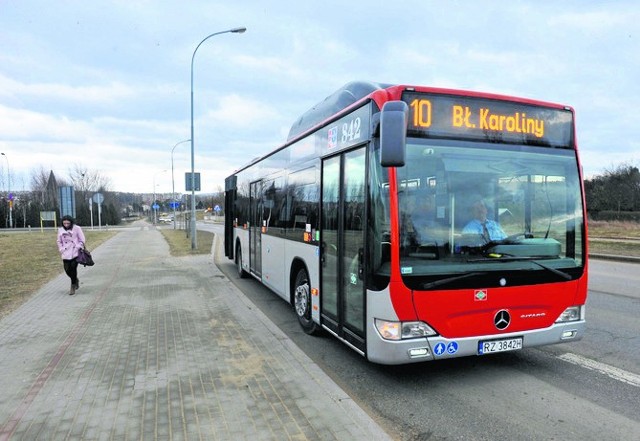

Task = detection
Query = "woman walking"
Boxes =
[56,215,86,295]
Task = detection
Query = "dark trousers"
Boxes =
[63,259,79,285]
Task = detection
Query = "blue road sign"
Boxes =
[185,172,201,191]
[152,204,160,210]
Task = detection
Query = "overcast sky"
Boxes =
[1,1,639,195]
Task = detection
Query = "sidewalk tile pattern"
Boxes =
[0,224,390,440]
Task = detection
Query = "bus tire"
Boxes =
[293,268,320,335]
[236,244,247,279]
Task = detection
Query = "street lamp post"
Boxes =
[1,152,11,229]
[171,139,190,230]
[153,170,167,225]
[190,26,246,249]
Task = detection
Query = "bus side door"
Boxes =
[321,147,366,351]
[249,180,263,277]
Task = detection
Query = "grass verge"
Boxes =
[588,221,640,257]
[588,220,640,239]
[0,229,117,319]
[588,240,640,257]
[157,228,214,257]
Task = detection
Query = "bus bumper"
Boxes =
[366,320,586,365]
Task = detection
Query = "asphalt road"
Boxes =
[204,224,640,441]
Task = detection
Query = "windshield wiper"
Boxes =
[469,256,572,281]
[422,272,487,290]
[527,258,573,280]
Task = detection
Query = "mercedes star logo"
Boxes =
[494,310,511,330]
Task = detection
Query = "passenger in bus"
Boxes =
[462,199,506,241]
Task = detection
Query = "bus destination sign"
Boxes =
[402,91,574,148]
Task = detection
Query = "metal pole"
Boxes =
[153,177,157,225]
[1,153,11,228]
[190,27,246,249]
[171,139,190,230]
[89,198,94,230]
[153,170,167,225]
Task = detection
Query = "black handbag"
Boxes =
[77,247,95,267]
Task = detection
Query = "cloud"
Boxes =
[204,93,282,129]
[1,0,639,193]
[0,104,91,142]
[548,10,631,31]
[233,54,304,80]
[0,73,134,104]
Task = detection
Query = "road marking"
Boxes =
[558,353,640,388]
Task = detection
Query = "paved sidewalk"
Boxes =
[0,222,391,440]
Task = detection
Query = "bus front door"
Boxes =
[321,147,366,352]
[249,180,262,277]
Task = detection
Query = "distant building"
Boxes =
[42,170,59,210]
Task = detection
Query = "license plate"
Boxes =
[478,337,523,355]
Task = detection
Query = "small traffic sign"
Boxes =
[93,193,104,204]
[152,204,160,210]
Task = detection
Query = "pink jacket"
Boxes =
[57,225,86,260]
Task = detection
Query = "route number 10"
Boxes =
[410,99,432,128]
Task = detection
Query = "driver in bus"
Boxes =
[462,199,506,242]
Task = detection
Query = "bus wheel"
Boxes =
[236,245,247,279]
[293,268,320,335]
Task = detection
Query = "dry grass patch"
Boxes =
[588,220,640,256]
[588,220,640,239]
[158,228,214,257]
[0,229,117,318]
[588,240,640,257]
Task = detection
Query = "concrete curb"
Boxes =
[589,253,640,264]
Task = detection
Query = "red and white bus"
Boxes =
[224,82,587,364]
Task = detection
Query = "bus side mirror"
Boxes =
[380,100,408,167]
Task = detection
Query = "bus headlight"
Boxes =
[555,306,582,323]
[402,322,437,338]
[375,319,437,341]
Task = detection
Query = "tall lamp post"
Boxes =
[1,152,11,229]
[190,26,246,249]
[171,139,190,230]
[153,170,167,225]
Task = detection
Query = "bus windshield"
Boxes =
[390,139,585,287]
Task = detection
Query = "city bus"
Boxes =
[224,82,587,365]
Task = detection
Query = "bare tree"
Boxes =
[30,166,50,193]
[68,164,112,193]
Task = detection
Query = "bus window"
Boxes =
[287,166,319,243]
[263,176,285,235]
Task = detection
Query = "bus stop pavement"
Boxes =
[0,222,391,440]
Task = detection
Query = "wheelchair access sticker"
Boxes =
[434,341,459,356]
